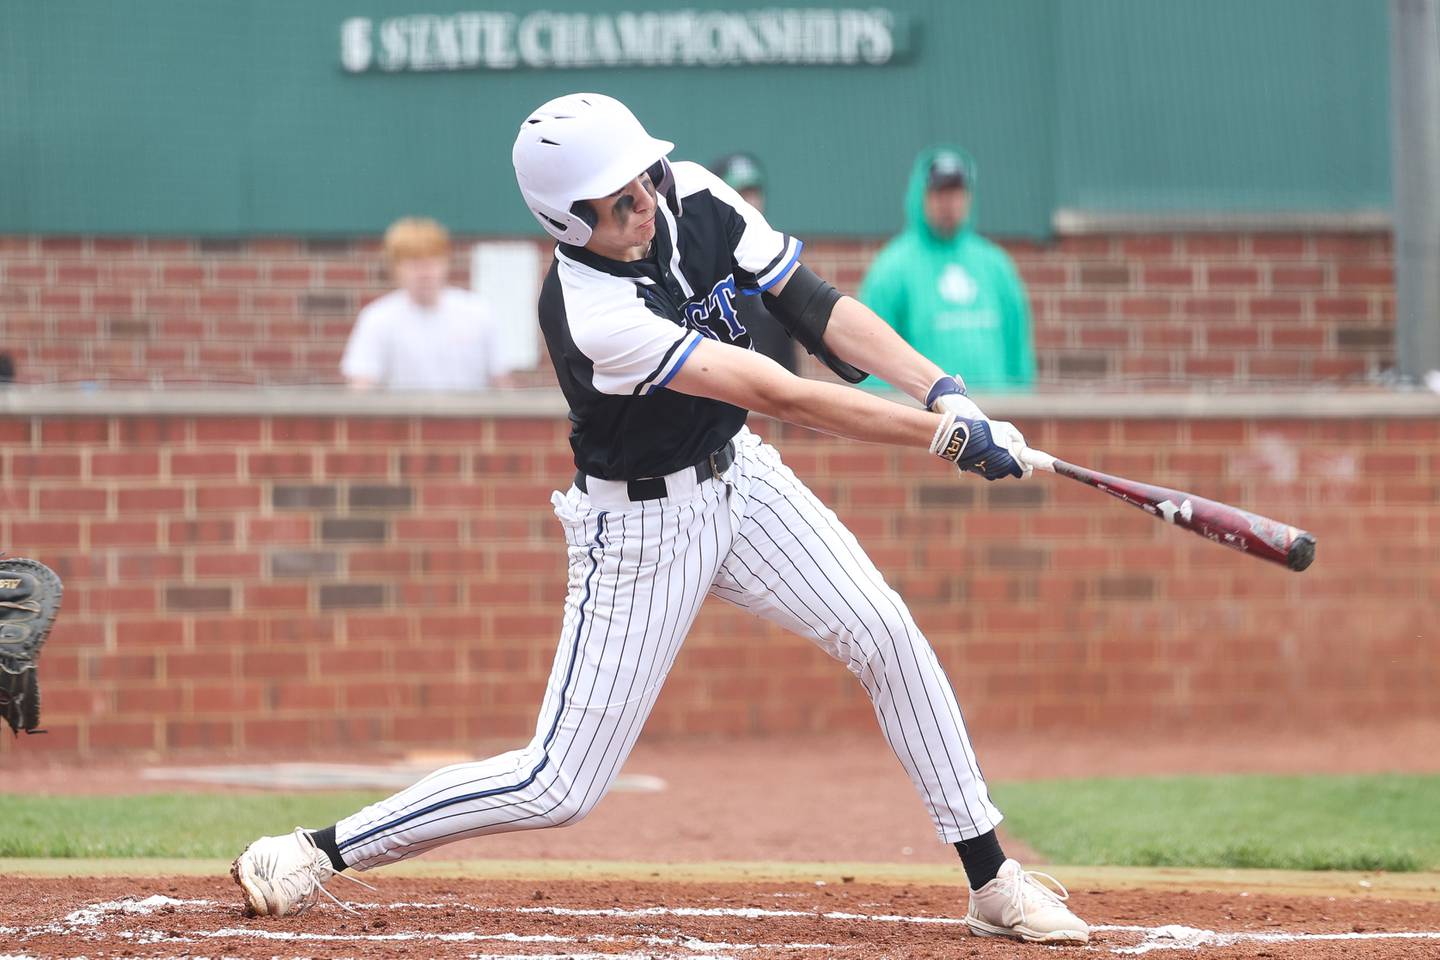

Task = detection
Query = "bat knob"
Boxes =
[1287,532,1317,572]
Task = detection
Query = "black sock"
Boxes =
[309,825,348,873]
[954,830,1006,890]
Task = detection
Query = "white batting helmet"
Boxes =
[512,93,675,245]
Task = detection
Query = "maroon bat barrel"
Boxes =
[1020,449,1316,572]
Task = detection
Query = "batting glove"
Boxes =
[925,376,1024,481]
[987,420,1033,479]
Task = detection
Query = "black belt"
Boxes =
[575,440,735,502]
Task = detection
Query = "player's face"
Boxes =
[394,255,449,308]
[739,187,765,214]
[923,186,970,240]
[582,172,658,261]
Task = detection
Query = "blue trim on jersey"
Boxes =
[757,238,804,291]
[633,331,689,397]
[337,512,608,854]
[655,334,702,390]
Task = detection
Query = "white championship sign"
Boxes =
[341,8,902,72]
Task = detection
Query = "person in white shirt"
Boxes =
[341,218,510,391]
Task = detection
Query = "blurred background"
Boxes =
[1,0,1421,390]
[0,0,1436,818]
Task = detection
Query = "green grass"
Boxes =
[0,791,387,859]
[2,774,1438,870]
[991,774,1440,872]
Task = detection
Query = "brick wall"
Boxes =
[0,232,1394,388]
[1,408,1434,758]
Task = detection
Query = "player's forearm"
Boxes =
[823,296,944,401]
[668,338,940,449]
[757,375,940,448]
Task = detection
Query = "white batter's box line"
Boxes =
[1094,922,1440,955]
[20,894,1440,959]
[120,925,818,955]
[64,894,209,926]
[496,903,973,924]
[335,899,970,924]
[0,895,221,939]
[5,895,853,960]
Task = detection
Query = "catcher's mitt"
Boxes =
[0,557,63,735]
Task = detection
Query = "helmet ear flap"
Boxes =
[520,189,594,245]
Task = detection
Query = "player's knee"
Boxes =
[855,609,915,649]
[851,615,931,670]
[535,788,598,828]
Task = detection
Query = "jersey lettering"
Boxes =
[683,274,748,343]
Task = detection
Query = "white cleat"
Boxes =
[965,858,1089,945]
[231,827,371,917]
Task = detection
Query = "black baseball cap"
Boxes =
[926,150,968,190]
[713,152,765,193]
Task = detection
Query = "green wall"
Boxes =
[1056,1,1391,213]
[0,0,1389,238]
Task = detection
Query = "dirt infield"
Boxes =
[4,875,1440,959]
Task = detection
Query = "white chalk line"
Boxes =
[2,895,843,960]
[0,895,212,938]
[1095,923,1440,955]
[354,899,973,923]
[128,926,838,953]
[7,893,1440,957]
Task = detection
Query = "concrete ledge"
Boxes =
[1053,208,1392,234]
[0,387,564,418]
[1,386,1437,419]
[978,390,1440,419]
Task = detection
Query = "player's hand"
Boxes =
[928,388,985,423]
[930,413,1024,480]
[925,375,1023,481]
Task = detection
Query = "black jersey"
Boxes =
[736,293,798,373]
[538,161,802,481]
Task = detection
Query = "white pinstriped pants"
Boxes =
[335,428,1001,870]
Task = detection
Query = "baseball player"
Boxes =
[232,93,1089,946]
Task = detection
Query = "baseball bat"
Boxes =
[1017,447,1316,572]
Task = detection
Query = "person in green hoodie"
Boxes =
[860,147,1036,392]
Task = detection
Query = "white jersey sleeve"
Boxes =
[452,288,509,383]
[340,298,392,384]
[671,160,802,291]
[482,304,508,382]
[558,259,703,397]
